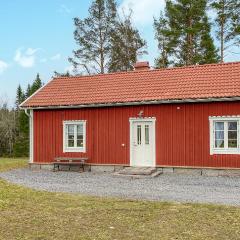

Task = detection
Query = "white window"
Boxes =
[63,121,86,152]
[209,116,240,155]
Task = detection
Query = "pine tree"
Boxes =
[13,108,29,157]
[211,0,240,62]
[154,12,172,68]
[13,74,44,157]
[31,73,43,94]
[197,16,220,64]
[155,0,219,67]
[69,0,117,74]
[108,11,147,72]
[25,84,32,98]
[15,85,25,109]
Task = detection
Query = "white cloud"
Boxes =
[58,4,71,14]
[51,53,61,61]
[0,60,8,74]
[118,0,165,26]
[14,47,40,68]
[25,47,41,55]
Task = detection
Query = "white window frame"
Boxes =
[209,116,240,155]
[63,120,86,153]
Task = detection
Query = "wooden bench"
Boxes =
[53,157,88,172]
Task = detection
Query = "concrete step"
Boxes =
[118,167,156,175]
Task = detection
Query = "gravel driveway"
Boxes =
[1,168,240,206]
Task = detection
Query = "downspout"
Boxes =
[24,109,30,117]
[24,109,33,164]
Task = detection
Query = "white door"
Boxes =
[130,119,156,167]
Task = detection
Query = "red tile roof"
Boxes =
[21,62,240,108]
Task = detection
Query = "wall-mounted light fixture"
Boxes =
[137,110,144,118]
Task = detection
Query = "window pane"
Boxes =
[215,122,224,130]
[137,125,141,145]
[67,125,74,148]
[215,131,224,140]
[77,124,83,134]
[77,140,83,147]
[68,125,74,134]
[228,121,238,148]
[145,125,149,145]
[68,134,74,140]
[68,140,74,147]
[228,122,237,130]
[228,140,237,148]
[228,131,237,140]
[77,136,83,147]
[215,140,224,148]
[77,124,83,147]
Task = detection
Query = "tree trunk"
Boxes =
[99,25,105,74]
[186,1,193,66]
[221,22,224,62]
[187,18,193,65]
[220,0,226,62]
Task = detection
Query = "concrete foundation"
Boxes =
[69,165,82,172]
[162,167,174,174]
[219,170,240,177]
[201,169,220,177]
[90,165,115,173]
[29,163,53,171]
[29,163,41,171]
[114,165,124,172]
[84,165,91,172]
[40,164,54,171]
[58,165,70,171]
[174,168,202,176]
[28,163,240,177]
[202,169,240,177]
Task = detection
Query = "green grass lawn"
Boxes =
[0,157,28,172]
[1,158,240,239]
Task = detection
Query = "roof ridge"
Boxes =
[55,61,240,80]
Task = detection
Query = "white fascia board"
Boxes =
[19,77,55,108]
[20,97,240,110]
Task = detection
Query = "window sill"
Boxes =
[63,148,86,153]
[211,149,240,155]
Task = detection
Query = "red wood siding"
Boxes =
[33,101,240,168]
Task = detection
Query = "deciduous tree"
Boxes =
[108,11,147,72]
[69,0,117,74]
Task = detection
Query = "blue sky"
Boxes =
[0,0,239,105]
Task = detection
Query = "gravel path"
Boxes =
[1,169,240,205]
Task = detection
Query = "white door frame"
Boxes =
[129,117,156,167]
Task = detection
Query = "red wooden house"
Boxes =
[20,61,240,172]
